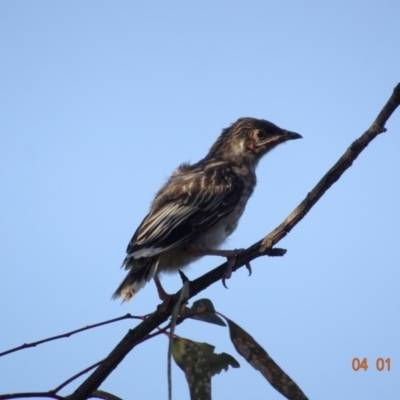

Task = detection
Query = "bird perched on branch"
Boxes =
[113,117,301,302]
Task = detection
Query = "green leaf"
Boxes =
[226,318,308,400]
[183,298,226,326]
[172,337,240,400]
[171,337,211,400]
[194,341,240,376]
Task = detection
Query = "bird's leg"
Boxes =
[154,274,170,300]
[186,245,252,288]
[154,273,191,313]
[154,275,173,313]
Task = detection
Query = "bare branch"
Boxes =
[52,326,170,395]
[68,83,400,400]
[0,314,142,358]
[0,392,65,400]
[256,83,400,253]
[53,360,105,395]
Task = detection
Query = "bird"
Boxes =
[112,117,302,302]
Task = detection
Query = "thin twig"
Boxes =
[0,314,141,358]
[52,326,169,395]
[0,392,65,400]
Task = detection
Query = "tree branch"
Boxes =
[0,392,65,400]
[0,314,142,358]
[69,83,400,400]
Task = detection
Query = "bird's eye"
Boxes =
[255,130,266,139]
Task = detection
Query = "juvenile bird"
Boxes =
[113,117,301,301]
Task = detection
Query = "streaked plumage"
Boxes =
[113,117,301,301]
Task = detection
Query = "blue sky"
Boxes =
[1,2,399,399]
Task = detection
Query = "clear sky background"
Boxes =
[1,2,399,400]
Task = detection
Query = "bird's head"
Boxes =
[208,117,302,164]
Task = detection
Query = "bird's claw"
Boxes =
[221,255,236,289]
[187,246,250,288]
[222,267,232,289]
[245,261,252,276]
[221,253,252,288]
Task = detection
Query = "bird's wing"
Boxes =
[125,165,244,261]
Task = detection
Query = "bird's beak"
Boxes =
[281,130,303,141]
[257,129,302,148]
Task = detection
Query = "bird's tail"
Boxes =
[112,257,159,302]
